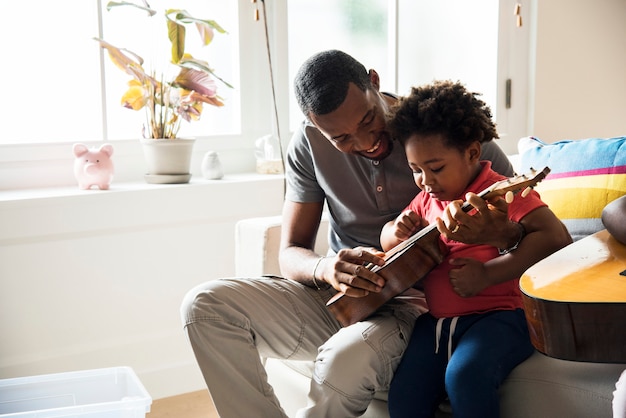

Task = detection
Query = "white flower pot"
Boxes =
[140,138,195,184]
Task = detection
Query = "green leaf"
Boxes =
[166,9,227,46]
[165,9,188,64]
[195,22,215,46]
[94,37,150,82]
[106,0,156,17]
[167,20,186,64]
[178,57,234,89]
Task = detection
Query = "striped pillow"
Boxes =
[518,136,626,241]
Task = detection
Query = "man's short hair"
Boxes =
[294,50,371,117]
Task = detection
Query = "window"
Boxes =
[284,0,529,152]
[1,0,528,189]
[1,0,265,189]
[286,0,391,132]
[396,1,499,111]
[3,1,102,144]
[2,0,239,144]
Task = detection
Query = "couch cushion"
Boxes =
[500,351,625,418]
[267,352,625,418]
[518,136,626,241]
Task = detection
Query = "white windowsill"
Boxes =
[0,172,286,244]
[0,172,284,203]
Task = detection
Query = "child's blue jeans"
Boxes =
[388,309,534,418]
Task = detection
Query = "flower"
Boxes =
[95,1,232,139]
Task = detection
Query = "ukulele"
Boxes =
[326,166,551,327]
[520,229,626,362]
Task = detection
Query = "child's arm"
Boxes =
[448,206,572,297]
[380,210,429,251]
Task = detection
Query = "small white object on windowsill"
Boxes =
[201,151,224,180]
[255,134,283,174]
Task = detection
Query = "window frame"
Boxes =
[0,0,529,190]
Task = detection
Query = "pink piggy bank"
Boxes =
[73,143,114,190]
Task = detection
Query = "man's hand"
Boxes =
[436,192,513,248]
[318,247,386,298]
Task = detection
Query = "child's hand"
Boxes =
[392,210,428,241]
[448,257,489,297]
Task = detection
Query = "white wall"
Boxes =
[0,175,285,399]
[531,0,626,142]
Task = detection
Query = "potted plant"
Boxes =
[95,0,232,183]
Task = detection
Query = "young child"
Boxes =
[381,80,572,418]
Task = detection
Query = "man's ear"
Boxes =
[368,69,380,91]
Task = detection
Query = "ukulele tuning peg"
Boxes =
[521,186,532,198]
[505,191,515,203]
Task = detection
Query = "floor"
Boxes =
[147,390,219,418]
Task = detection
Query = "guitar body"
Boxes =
[327,228,446,327]
[520,229,626,362]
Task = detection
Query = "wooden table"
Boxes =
[520,229,626,362]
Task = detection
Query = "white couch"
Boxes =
[235,215,624,418]
[234,135,626,418]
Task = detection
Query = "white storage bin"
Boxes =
[0,367,151,417]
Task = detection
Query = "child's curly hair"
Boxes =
[388,80,499,153]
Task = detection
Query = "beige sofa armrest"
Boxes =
[235,214,330,277]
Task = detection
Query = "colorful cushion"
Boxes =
[518,136,626,241]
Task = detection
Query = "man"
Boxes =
[181,50,522,417]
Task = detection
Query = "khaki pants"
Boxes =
[181,276,425,418]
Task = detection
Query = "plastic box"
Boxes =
[0,367,152,417]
